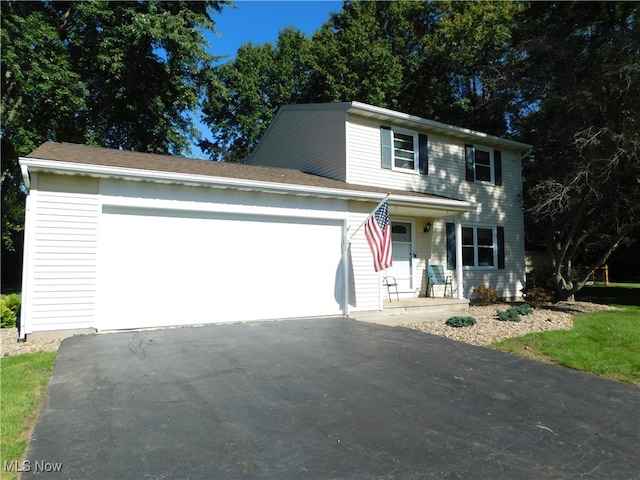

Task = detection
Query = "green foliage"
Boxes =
[517,2,640,300]
[492,306,640,385]
[0,293,21,329]
[200,27,314,162]
[497,308,521,322]
[1,0,229,252]
[472,284,500,306]
[514,303,534,316]
[446,316,477,328]
[0,351,57,475]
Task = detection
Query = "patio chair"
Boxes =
[426,265,452,298]
[382,276,399,301]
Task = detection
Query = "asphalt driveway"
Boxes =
[23,317,639,479]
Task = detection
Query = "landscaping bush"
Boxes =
[514,303,534,316]
[446,316,477,328]
[497,308,521,322]
[472,284,500,306]
[1,293,21,329]
[522,286,553,308]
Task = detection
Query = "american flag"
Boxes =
[365,200,392,272]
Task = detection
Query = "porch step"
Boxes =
[351,297,470,327]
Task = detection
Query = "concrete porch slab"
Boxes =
[351,297,469,327]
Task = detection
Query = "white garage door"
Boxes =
[98,207,345,330]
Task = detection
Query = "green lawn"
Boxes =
[0,352,57,480]
[576,283,640,305]
[492,284,640,385]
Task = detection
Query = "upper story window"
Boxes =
[381,126,428,175]
[465,144,502,186]
[393,131,417,170]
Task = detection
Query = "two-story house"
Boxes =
[249,102,532,305]
[17,102,531,339]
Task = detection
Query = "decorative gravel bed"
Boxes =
[398,302,617,346]
[1,329,63,357]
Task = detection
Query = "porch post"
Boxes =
[455,214,464,299]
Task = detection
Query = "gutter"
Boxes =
[19,157,478,213]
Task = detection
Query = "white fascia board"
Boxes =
[281,101,532,153]
[348,102,533,153]
[19,157,478,213]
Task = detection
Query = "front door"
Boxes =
[389,222,413,292]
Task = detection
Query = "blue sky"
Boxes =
[189,1,342,158]
[207,1,342,62]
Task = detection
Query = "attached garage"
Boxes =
[99,206,345,330]
[19,142,477,339]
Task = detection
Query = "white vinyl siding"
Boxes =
[343,118,526,300]
[347,205,384,311]
[22,174,99,332]
[249,108,347,181]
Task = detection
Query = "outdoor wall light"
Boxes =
[424,222,432,233]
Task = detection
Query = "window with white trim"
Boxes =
[393,130,418,171]
[381,126,428,174]
[462,226,496,268]
[446,223,505,270]
[465,144,502,186]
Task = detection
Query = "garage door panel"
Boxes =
[99,208,344,330]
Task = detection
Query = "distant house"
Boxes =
[18,102,531,339]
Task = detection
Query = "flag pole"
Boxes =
[348,193,390,243]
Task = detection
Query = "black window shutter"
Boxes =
[465,144,475,182]
[446,222,456,269]
[418,133,428,174]
[497,226,505,269]
[381,126,392,170]
[494,149,502,186]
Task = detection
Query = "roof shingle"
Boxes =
[25,142,460,202]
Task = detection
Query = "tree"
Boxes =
[199,27,313,162]
[415,0,522,135]
[1,0,227,284]
[306,1,405,108]
[201,0,523,162]
[516,2,640,300]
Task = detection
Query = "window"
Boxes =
[474,150,492,183]
[446,223,505,270]
[393,132,417,170]
[381,127,428,174]
[465,145,502,186]
[462,226,496,267]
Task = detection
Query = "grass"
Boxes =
[576,283,640,305]
[0,352,57,480]
[491,284,640,385]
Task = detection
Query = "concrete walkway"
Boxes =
[23,318,639,479]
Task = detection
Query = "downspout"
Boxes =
[455,214,464,299]
[342,220,350,316]
[520,147,533,162]
[18,164,32,342]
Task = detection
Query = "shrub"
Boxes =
[497,308,521,322]
[523,286,553,308]
[472,284,500,306]
[446,316,477,328]
[1,293,21,329]
[514,303,534,316]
